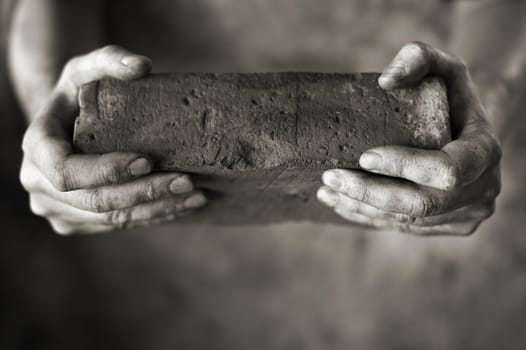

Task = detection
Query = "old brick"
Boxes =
[74,73,450,224]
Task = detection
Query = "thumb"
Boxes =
[23,45,154,191]
[378,41,466,90]
[55,44,152,105]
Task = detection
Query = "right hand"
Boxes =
[20,45,207,235]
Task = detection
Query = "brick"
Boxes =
[74,73,450,224]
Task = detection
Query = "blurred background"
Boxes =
[2,1,526,349]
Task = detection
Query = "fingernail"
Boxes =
[170,175,193,194]
[381,64,406,79]
[317,187,339,207]
[128,158,151,177]
[120,55,145,66]
[322,170,343,191]
[184,193,207,209]
[378,76,393,89]
[121,56,133,66]
[360,152,383,170]
[379,65,406,88]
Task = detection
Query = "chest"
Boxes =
[107,0,452,72]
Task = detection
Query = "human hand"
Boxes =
[317,42,501,236]
[20,45,206,235]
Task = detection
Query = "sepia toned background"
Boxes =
[1,1,526,349]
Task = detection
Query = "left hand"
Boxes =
[317,41,502,236]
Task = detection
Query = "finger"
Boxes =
[50,213,186,235]
[56,44,152,103]
[318,185,495,226]
[378,41,466,90]
[412,200,495,227]
[322,169,446,217]
[21,134,154,191]
[317,186,412,223]
[401,220,482,237]
[359,140,501,189]
[329,206,392,229]
[75,214,186,235]
[321,168,499,217]
[321,205,482,236]
[61,173,194,212]
[23,158,194,212]
[359,146,457,189]
[324,206,482,236]
[377,41,488,134]
[316,188,484,236]
[31,190,206,228]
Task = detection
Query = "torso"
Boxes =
[93,2,462,348]
[106,0,452,72]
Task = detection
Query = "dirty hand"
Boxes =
[317,42,501,236]
[20,45,206,235]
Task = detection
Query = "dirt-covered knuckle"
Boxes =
[394,213,416,224]
[105,209,131,229]
[49,163,74,192]
[339,172,370,203]
[95,160,126,185]
[408,193,438,217]
[139,180,159,202]
[108,208,132,228]
[365,187,399,212]
[388,152,413,178]
[353,182,372,204]
[83,188,111,212]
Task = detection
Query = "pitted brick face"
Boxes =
[74,73,450,224]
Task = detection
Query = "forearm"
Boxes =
[7,0,103,121]
[448,0,526,139]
